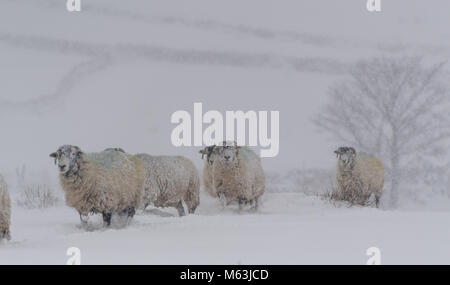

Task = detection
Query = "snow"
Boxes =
[1,192,449,265]
[3,0,450,175]
[1,0,450,264]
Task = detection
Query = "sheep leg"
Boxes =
[79,212,89,224]
[375,195,380,208]
[188,204,197,214]
[238,197,247,211]
[127,207,136,218]
[250,197,259,211]
[175,201,186,217]
[218,192,227,208]
[185,179,200,215]
[102,212,112,226]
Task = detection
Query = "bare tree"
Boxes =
[314,56,450,207]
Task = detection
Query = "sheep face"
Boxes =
[50,145,83,175]
[334,147,356,169]
[199,145,217,166]
[217,145,241,164]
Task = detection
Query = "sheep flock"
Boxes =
[0,142,387,241]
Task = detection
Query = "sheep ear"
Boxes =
[72,146,83,158]
[199,149,206,159]
[350,147,356,154]
[50,152,58,165]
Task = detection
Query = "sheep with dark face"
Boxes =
[50,145,145,227]
[212,141,265,210]
[136,153,200,216]
[334,147,384,207]
[0,174,11,241]
[199,145,218,198]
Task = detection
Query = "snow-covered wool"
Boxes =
[50,145,145,226]
[199,145,219,198]
[0,174,11,241]
[212,141,266,210]
[334,147,384,207]
[135,153,200,216]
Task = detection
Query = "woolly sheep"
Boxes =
[135,153,200,216]
[50,145,145,226]
[199,145,219,198]
[212,141,266,210]
[0,174,11,241]
[334,147,384,207]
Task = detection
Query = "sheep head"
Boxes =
[218,141,241,163]
[50,145,83,176]
[199,145,217,165]
[334,146,356,165]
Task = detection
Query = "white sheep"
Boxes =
[199,145,219,198]
[50,145,145,226]
[135,153,200,216]
[334,147,384,207]
[212,141,266,210]
[0,174,11,241]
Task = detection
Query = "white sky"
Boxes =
[1,0,449,178]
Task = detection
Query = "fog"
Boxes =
[1,0,449,193]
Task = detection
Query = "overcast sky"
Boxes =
[1,0,449,180]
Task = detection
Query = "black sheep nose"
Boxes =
[224,155,230,160]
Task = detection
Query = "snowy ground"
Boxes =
[2,192,450,265]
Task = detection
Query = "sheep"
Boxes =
[50,145,145,226]
[334,147,384,207]
[212,141,266,210]
[135,153,200,216]
[199,145,219,198]
[0,174,11,241]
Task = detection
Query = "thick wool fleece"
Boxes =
[0,174,11,240]
[212,148,265,205]
[136,154,200,215]
[59,151,145,216]
[336,152,384,205]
